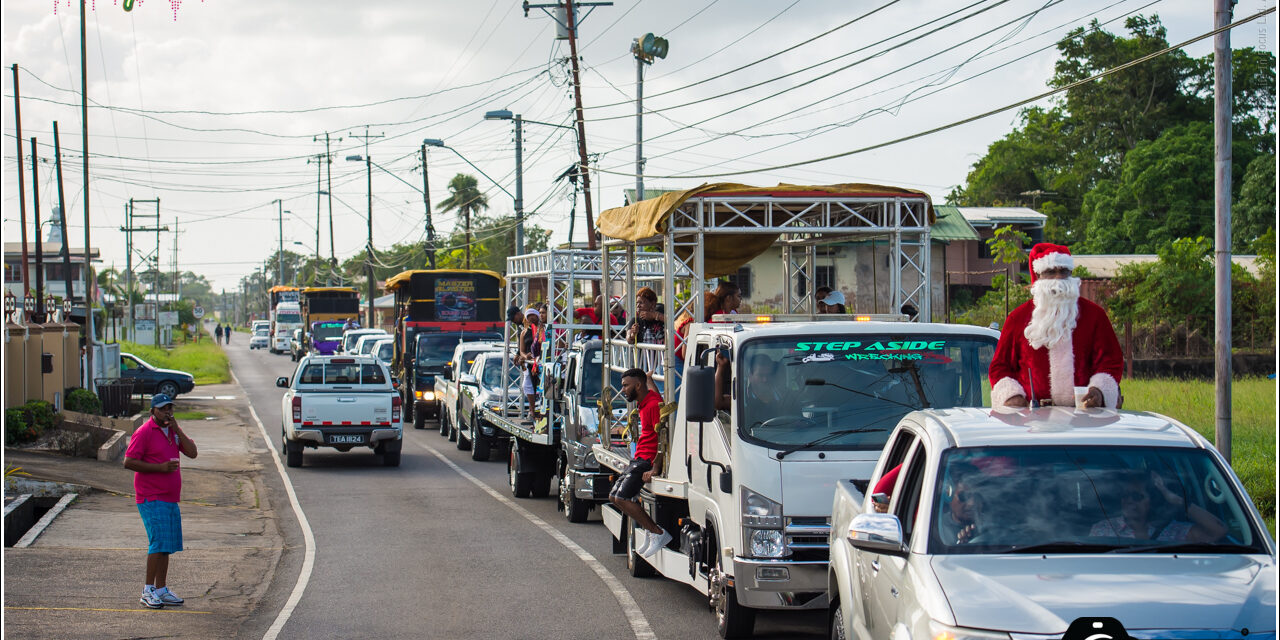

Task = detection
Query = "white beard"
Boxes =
[1024,277,1081,350]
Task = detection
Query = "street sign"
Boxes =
[193,306,205,319]
[159,311,179,326]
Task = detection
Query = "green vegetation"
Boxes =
[64,388,103,415]
[118,339,230,385]
[6,400,58,446]
[174,410,209,421]
[1123,377,1276,537]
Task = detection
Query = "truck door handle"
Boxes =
[870,559,880,573]
[337,397,356,403]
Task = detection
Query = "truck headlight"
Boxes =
[420,391,435,402]
[747,529,785,558]
[741,486,783,528]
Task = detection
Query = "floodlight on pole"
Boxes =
[632,32,669,203]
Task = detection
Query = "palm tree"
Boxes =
[436,173,489,269]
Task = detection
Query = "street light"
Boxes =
[631,33,669,201]
[346,154,376,327]
[482,111,577,255]
[422,138,516,269]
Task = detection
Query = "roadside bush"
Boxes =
[65,388,103,415]
[4,401,59,446]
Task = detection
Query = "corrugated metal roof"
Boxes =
[1073,254,1262,278]
[959,206,1047,227]
[932,204,982,242]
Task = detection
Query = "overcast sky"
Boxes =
[2,0,1274,293]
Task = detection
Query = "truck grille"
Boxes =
[786,517,830,562]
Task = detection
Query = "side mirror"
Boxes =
[443,367,454,381]
[719,468,733,493]
[276,376,289,388]
[684,365,716,422]
[391,377,400,390]
[846,513,908,556]
[459,373,478,386]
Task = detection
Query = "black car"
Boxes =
[119,352,196,397]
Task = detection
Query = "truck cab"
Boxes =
[434,340,504,436]
[405,330,502,428]
[555,340,626,522]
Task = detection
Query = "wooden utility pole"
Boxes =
[53,122,74,305]
[12,65,30,301]
[564,0,596,250]
[31,137,45,322]
[420,143,437,269]
[1212,0,1233,461]
[81,0,93,384]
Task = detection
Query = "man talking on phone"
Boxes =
[124,393,198,608]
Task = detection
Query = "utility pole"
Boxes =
[31,137,45,323]
[121,198,166,344]
[81,0,93,382]
[173,218,180,301]
[515,116,525,255]
[316,132,340,272]
[12,65,30,307]
[632,33,669,203]
[350,126,383,328]
[1213,0,1233,461]
[310,152,322,261]
[524,0,611,250]
[53,122,73,308]
[274,199,284,287]
[420,143,437,269]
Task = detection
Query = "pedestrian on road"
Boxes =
[124,393,198,609]
[224,325,231,344]
[608,368,671,558]
[989,243,1124,408]
[214,324,224,343]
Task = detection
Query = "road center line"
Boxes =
[414,440,656,640]
[231,370,316,640]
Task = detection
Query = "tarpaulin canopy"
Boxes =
[597,183,934,278]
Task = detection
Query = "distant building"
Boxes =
[4,241,102,321]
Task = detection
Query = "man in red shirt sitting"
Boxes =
[608,368,670,558]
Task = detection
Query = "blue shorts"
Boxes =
[137,500,183,554]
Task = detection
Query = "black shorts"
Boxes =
[609,458,653,502]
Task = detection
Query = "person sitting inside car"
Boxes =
[938,463,985,544]
[1089,470,1227,543]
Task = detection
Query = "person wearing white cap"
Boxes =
[989,243,1124,409]
[820,290,847,314]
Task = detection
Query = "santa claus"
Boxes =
[989,243,1124,408]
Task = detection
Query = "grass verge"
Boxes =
[117,340,230,385]
[1124,377,1276,538]
[174,410,209,421]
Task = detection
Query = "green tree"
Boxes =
[1234,153,1276,252]
[986,225,1032,317]
[436,174,490,270]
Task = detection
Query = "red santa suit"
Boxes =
[988,244,1124,408]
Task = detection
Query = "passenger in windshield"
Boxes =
[939,463,985,544]
[742,354,789,420]
[1089,471,1227,543]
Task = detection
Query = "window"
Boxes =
[727,267,752,299]
[794,266,835,298]
[977,237,993,260]
[4,261,20,283]
[360,364,386,385]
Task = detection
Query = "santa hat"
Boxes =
[1028,243,1073,283]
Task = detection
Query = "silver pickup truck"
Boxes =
[829,406,1276,640]
[276,353,404,468]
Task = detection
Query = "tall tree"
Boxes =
[1233,153,1277,252]
[436,174,490,269]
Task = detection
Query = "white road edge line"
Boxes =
[230,369,316,640]
[414,440,656,640]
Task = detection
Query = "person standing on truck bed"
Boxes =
[704,281,742,321]
[609,368,671,558]
[516,307,544,422]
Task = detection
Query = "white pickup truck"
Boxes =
[276,353,404,467]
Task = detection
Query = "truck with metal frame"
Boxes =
[589,184,1000,638]
[475,249,663,507]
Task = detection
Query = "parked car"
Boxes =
[829,406,1276,640]
[119,352,195,398]
[276,353,403,467]
[353,333,388,358]
[249,328,271,350]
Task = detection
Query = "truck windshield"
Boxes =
[580,349,623,400]
[929,445,1265,555]
[415,333,502,368]
[480,357,521,389]
[312,324,344,341]
[737,334,995,450]
[276,312,302,324]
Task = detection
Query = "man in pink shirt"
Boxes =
[124,393,198,608]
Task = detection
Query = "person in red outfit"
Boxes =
[608,368,669,557]
[989,243,1124,409]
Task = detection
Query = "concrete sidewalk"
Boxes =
[3,383,289,639]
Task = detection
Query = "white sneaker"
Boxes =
[634,530,654,556]
[155,586,184,606]
[139,589,163,609]
[642,529,672,558]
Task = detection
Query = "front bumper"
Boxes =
[565,467,611,500]
[731,557,828,610]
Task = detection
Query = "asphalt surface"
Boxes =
[228,340,828,639]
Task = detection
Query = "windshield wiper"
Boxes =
[1006,541,1123,554]
[1109,541,1258,554]
[804,378,920,410]
[775,428,884,459]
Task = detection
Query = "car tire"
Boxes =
[710,533,756,638]
[438,410,450,437]
[532,471,553,498]
[561,470,590,523]
[157,381,180,398]
[830,603,846,640]
[413,409,426,430]
[470,422,490,461]
[508,449,533,498]
[627,524,656,578]
[285,440,303,468]
[456,424,470,450]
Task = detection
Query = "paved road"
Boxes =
[226,343,827,639]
